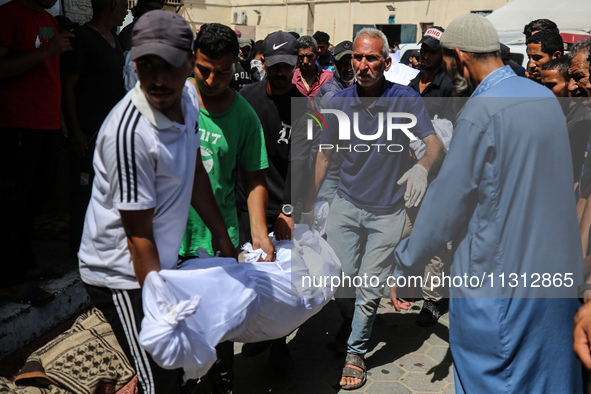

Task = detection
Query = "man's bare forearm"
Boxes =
[120,208,160,287]
[417,134,444,174]
[245,170,269,240]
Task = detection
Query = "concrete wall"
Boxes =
[180,0,233,33]
[63,0,93,24]
[230,0,512,42]
[62,0,512,42]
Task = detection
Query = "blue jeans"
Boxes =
[327,195,405,355]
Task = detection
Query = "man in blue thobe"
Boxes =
[392,14,583,393]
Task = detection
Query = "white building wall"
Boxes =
[62,0,512,42]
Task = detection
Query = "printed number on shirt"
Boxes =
[200,129,222,144]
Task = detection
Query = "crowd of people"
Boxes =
[3,0,591,392]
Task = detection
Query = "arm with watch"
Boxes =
[274,137,321,239]
[274,203,293,241]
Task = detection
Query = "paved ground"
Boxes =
[196,299,454,394]
[0,216,455,393]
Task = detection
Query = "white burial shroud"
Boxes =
[139,224,341,380]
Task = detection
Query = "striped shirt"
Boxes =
[79,81,200,289]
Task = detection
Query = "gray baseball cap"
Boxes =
[238,37,254,48]
[131,10,193,68]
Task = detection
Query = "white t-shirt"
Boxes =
[79,81,201,290]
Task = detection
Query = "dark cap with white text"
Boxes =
[419,26,444,51]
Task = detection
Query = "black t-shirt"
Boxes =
[237,80,306,219]
[230,61,252,92]
[60,24,126,139]
[408,68,455,121]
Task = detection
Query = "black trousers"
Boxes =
[85,284,192,394]
[0,128,59,283]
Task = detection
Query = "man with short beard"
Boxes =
[542,56,591,185]
[572,48,591,374]
[447,52,475,97]
[181,24,273,394]
[314,27,444,390]
[409,26,454,118]
[237,30,305,370]
[78,11,236,393]
[315,40,355,109]
[568,38,591,98]
[292,35,333,98]
[407,26,453,328]
[567,39,591,196]
[392,14,583,393]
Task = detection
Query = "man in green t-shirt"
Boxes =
[180,23,274,394]
[180,24,274,261]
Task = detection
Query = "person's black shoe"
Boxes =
[241,340,271,357]
[416,299,448,327]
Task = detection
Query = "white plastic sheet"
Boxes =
[140,258,258,380]
[410,115,454,160]
[139,225,341,380]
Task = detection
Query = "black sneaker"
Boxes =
[416,300,447,327]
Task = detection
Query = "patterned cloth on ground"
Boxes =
[2,307,135,393]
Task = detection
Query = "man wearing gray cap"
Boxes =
[78,10,235,393]
[315,40,355,111]
[392,14,583,392]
